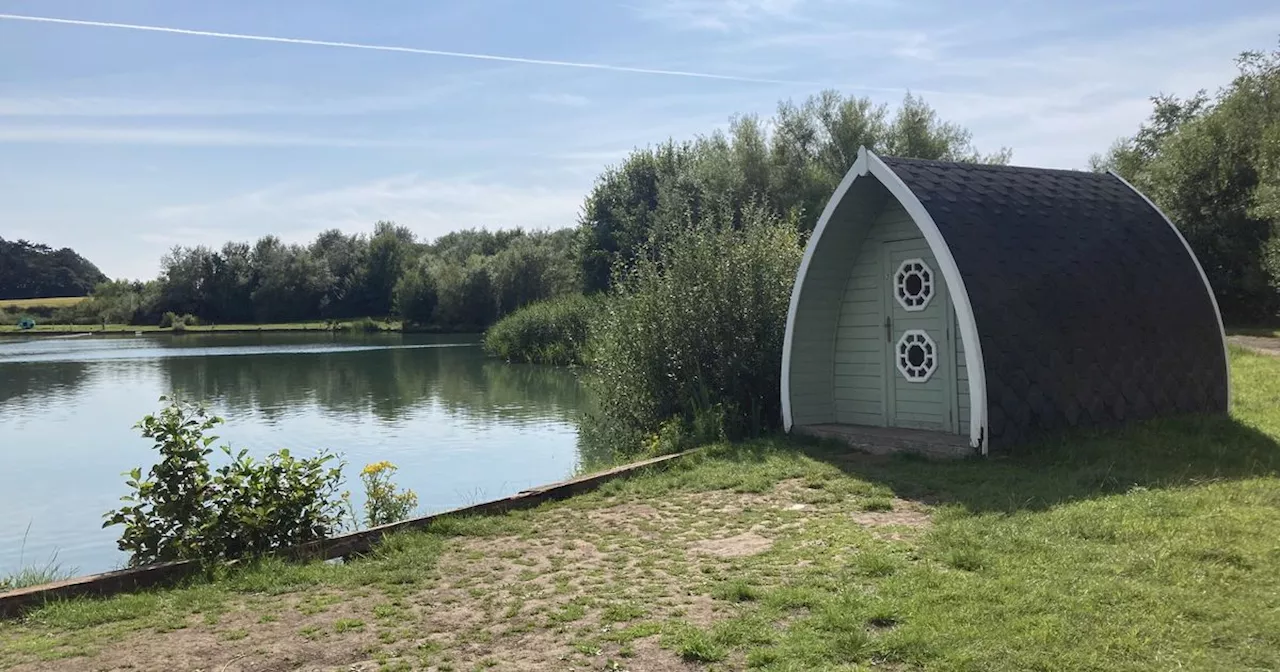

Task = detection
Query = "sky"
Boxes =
[1,1,1278,280]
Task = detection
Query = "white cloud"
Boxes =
[147,174,588,248]
[0,124,410,147]
[710,10,1280,167]
[923,17,1280,166]
[0,89,466,118]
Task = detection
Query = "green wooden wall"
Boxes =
[788,187,971,438]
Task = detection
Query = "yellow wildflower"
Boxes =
[362,460,395,476]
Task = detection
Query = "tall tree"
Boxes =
[0,237,108,299]
[364,221,417,317]
[574,90,1011,293]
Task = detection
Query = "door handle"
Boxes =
[884,315,892,342]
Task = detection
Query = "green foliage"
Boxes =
[102,396,348,566]
[392,259,438,326]
[483,294,600,365]
[358,461,419,528]
[428,255,497,329]
[158,312,199,329]
[67,224,578,331]
[585,206,803,453]
[1094,42,1280,321]
[365,221,417,317]
[0,523,75,592]
[487,231,578,315]
[0,237,107,300]
[575,90,1010,293]
[0,564,71,592]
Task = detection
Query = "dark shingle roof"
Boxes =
[879,156,1229,452]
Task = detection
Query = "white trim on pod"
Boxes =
[781,147,989,453]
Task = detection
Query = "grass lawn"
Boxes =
[2,347,1278,671]
[0,297,86,310]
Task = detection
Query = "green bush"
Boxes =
[103,396,348,566]
[585,205,804,454]
[483,294,601,365]
[159,312,199,329]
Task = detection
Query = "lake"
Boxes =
[0,332,597,577]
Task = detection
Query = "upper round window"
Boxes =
[895,258,935,312]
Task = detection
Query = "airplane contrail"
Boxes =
[0,12,850,88]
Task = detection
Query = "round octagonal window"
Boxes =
[896,329,937,383]
[895,258,935,312]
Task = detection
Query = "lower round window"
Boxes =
[896,330,937,382]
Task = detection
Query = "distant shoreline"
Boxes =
[0,321,483,336]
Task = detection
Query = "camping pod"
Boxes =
[781,147,1229,456]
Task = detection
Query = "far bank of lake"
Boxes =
[0,332,598,576]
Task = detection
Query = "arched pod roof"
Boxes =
[781,147,1230,454]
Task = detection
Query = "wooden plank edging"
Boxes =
[0,449,694,619]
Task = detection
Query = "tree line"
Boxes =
[0,237,107,300]
[56,222,577,329]
[1092,42,1280,322]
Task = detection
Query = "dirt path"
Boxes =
[0,478,929,672]
[1228,335,1280,356]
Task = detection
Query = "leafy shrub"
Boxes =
[103,396,347,566]
[483,294,601,365]
[159,312,200,329]
[359,461,419,527]
[586,205,804,454]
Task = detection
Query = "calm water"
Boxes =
[0,332,596,576]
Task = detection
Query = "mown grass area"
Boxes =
[2,346,1278,671]
[0,297,87,310]
[0,320,402,335]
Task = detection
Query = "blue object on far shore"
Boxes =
[17,318,35,330]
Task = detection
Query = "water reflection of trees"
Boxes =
[0,360,90,409]
[160,345,589,426]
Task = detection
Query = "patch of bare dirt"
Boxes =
[852,500,932,531]
[615,638,705,671]
[7,593,383,672]
[689,532,774,559]
[1229,335,1280,356]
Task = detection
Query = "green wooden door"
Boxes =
[882,239,955,432]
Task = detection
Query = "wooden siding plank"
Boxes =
[832,387,882,403]
[836,326,882,340]
[834,362,881,377]
[834,401,883,415]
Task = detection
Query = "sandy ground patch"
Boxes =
[1229,335,1280,356]
[1,478,931,672]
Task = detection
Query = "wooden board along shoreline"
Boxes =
[0,450,693,619]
